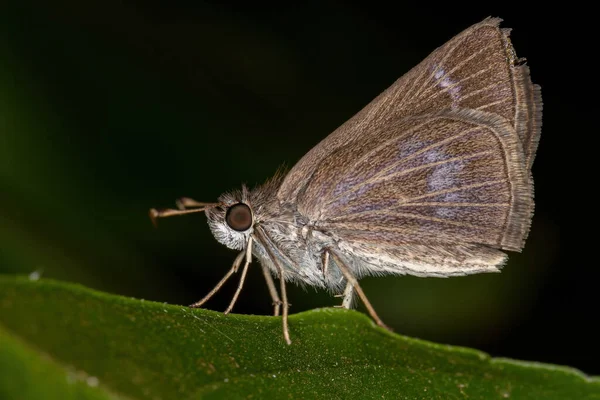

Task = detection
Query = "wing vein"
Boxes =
[324,126,482,205]
[402,179,506,203]
[458,82,500,102]
[475,98,509,111]
[400,202,509,207]
[328,210,487,230]
[414,64,494,107]
[392,29,475,112]
[359,150,493,188]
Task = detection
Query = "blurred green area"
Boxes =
[0,2,588,373]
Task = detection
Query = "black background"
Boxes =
[1,2,597,375]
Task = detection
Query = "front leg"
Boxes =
[260,263,282,316]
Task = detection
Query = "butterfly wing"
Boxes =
[276,18,541,275]
[278,17,541,202]
[303,109,530,249]
[312,109,530,277]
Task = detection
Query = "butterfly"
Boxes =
[150,17,542,344]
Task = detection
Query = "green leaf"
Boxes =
[0,327,119,400]
[0,276,598,400]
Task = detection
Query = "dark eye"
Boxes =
[225,203,253,231]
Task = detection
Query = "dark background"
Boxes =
[1,2,597,374]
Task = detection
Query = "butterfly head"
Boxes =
[207,170,288,250]
[150,175,283,251]
[206,186,255,251]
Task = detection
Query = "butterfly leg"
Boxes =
[341,282,354,309]
[254,229,292,345]
[326,252,353,309]
[328,250,392,331]
[224,237,253,314]
[277,266,291,345]
[189,248,245,308]
[261,263,282,316]
[333,282,354,309]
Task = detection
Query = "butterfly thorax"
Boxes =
[206,176,340,290]
[251,183,340,290]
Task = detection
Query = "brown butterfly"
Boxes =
[150,17,542,344]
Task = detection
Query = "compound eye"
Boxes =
[225,203,253,231]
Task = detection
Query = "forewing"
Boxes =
[305,109,532,252]
[278,17,542,202]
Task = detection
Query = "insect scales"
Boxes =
[150,17,542,344]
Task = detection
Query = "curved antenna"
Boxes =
[175,197,216,210]
[148,201,219,227]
